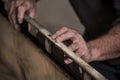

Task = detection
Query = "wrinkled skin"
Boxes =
[52,26,91,64]
[5,0,35,30]
[52,24,120,64]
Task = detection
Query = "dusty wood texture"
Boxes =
[24,14,107,80]
[0,13,72,80]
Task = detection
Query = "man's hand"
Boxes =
[52,26,92,64]
[6,0,35,30]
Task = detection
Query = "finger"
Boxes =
[9,1,20,30]
[52,27,68,39]
[64,58,73,64]
[12,10,20,30]
[17,6,28,23]
[16,0,24,23]
[68,42,79,52]
[9,1,15,25]
[28,7,35,18]
[64,55,73,64]
[55,30,76,42]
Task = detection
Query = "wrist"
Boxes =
[87,42,101,62]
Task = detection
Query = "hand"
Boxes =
[7,0,35,30]
[52,27,91,64]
